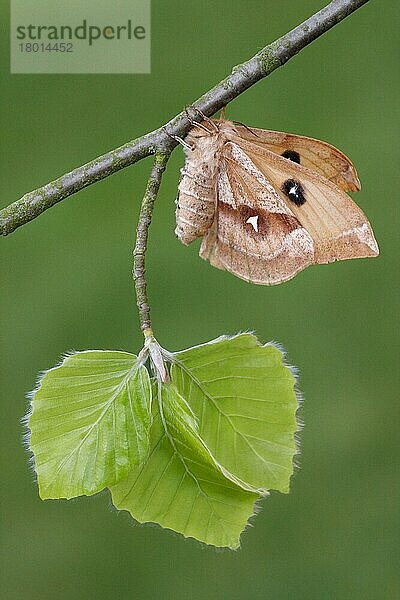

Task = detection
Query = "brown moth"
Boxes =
[175,113,379,285]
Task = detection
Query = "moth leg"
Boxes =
[183,107,212,133]
[186,105,219,132]
[163,127,193,151]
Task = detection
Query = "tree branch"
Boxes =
[133,153,170,336]
[0,0,370,236]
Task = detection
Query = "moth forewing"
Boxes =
[200,147,315,285]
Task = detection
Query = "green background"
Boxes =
[1,1,399,598]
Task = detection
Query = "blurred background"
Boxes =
[1,1,399,598]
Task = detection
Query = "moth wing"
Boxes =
[199,151,315,285]
[233,125,361,192]
[228,139,379,265]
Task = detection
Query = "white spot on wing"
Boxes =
[246,215,259,232]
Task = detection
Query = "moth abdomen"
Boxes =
[176,129,220,245]
[175,189,215,245]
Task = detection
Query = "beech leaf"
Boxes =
[111,381,259,549]
[111,333,299,547]
[28,351,152,499]
[171,334,299,493]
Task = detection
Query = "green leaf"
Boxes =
[28,333,299,548]
[171,333,299,493]
[111,382,259,549]
[28,350,152,499]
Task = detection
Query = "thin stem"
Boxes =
[133,153,170,337]
[0,0,370,236]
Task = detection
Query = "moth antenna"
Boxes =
[186,105,219,132]
[233,121,259,138]
[183,107,212,133]
[220,106,226,120]
[163,127,193,151]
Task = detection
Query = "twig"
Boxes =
[133,153,170,336]
[0,0,370,236]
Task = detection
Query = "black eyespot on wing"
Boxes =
[281,150,301,164]
[282,178,306,206]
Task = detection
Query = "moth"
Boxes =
[175,112,379,285]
